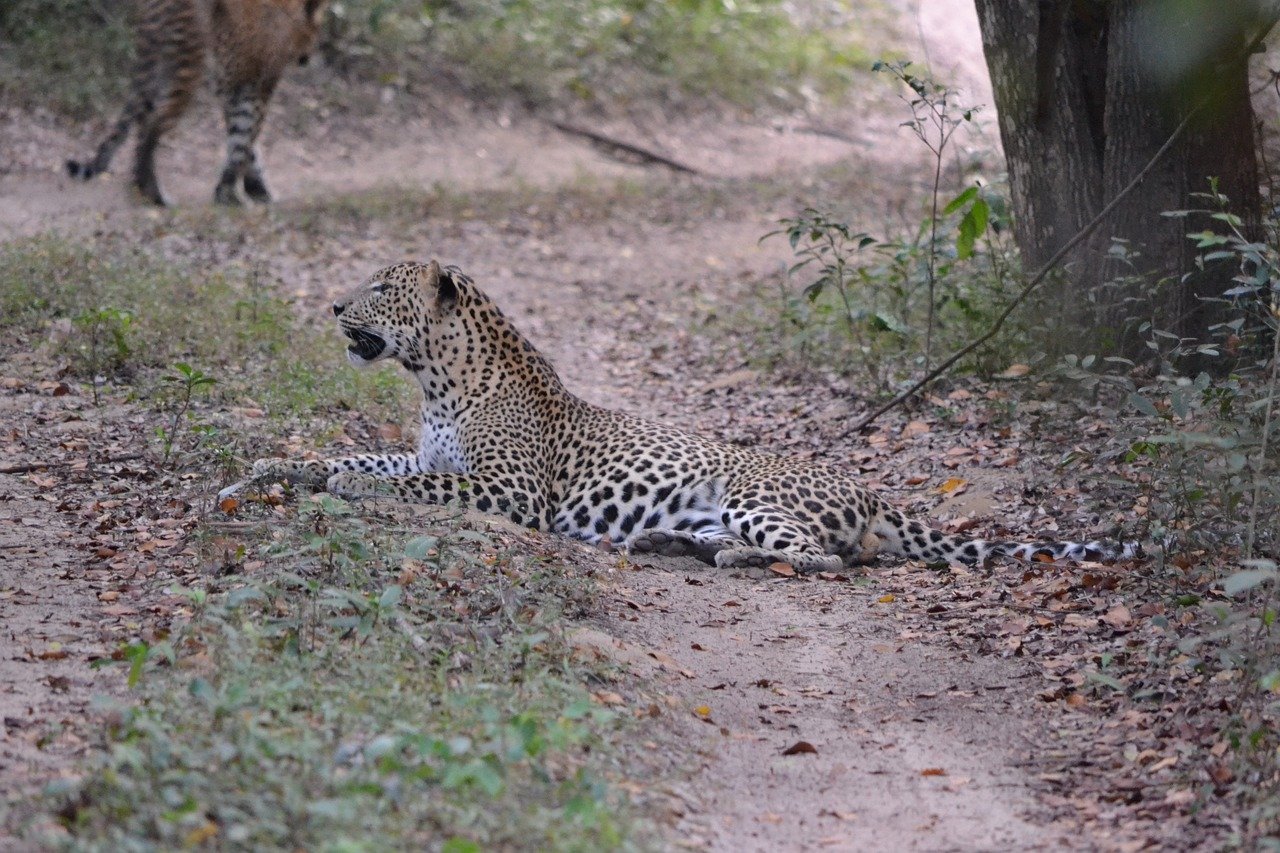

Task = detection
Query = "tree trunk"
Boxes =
[973,0,1262,359]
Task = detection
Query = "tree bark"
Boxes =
[974,0,1262,359]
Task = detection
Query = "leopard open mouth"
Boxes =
[344,328,386,361]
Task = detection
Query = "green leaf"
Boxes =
[442,840,481,853]
[1085,670,1127,692]
[404,536,438,559]
[868,312,907,334]
[1127,392,1160,418]
[378,585,403,609]
[942,186,979,216]
[124,642,149,689]
[955,198,989,260]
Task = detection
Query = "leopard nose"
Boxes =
[332,302,345,317]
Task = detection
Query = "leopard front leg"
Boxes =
[326,471,551,529]
[217,453,422,500]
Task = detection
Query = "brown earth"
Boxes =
[0,2,1216,850]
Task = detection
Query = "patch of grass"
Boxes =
[5,0,869,119]
[33,498,643,849]
[280,167,826,238]
[416,0,868,108]
[0,234,409,422]
[0,0,134,117]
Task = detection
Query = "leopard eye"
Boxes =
[371,283,387,294]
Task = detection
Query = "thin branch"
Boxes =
[549,120,703,176]
[0,453,146,475]
[793,124,861,145]
[394,616,431,654]
[853,108,1200,433]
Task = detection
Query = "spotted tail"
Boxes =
[869,500,1141,565]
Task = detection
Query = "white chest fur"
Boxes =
[417,409,467,474]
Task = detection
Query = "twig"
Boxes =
[549,120,702,176]
[394,616,431,654]
[852,108,1200,433]
[853,13,1280,432]
[1243,314,1280,560]
[793,124,861,145]
[203,520,271,531]
[0,453,146,475]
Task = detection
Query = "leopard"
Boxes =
[66,0,327,207]
[219,260,1140,572]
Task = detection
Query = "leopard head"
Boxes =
[332,260,466,370]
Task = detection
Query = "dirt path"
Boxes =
[0,367,154,810]
[595,557,1049,851]
[0,4,1109,849]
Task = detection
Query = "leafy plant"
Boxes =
[873,60,980,371]
[159,362,218,468]
[760,178,1019,386]
[71,306,135,402]
[750,62,1027,387]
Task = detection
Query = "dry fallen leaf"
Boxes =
[902,420,931,437]
[769,562,795,577]
[939,477,967,494]
[920,767,947,777]
[877,594,895,604]
[693,705,712,718]
[218,496,239,514]
[1102,604,1132,628]
[997,363,1031,378]
[592,691,625,706]
[782,741,818,756]
[183,821,219,847]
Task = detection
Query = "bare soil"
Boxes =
[0,3,1225,849]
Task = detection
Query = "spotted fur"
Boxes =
[66,0,326,206]
[219,261,1140,571]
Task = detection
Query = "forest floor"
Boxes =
[0,2,1260,850]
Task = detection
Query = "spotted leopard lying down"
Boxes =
[219,261,1139,572]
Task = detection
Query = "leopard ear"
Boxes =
[422,260,458,314]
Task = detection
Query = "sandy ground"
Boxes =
[0,3,1110,849]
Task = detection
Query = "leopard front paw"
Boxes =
[216,459,312,501]
[251,457,283,478]
[326,471,385,499]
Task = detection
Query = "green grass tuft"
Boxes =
[0,0,134,117]
[0,233,410,421]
